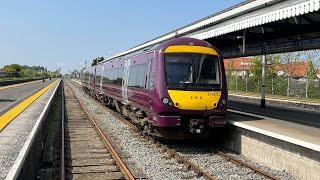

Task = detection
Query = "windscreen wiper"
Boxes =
[177,64,194,89]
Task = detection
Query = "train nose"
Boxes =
[167,90,222,110]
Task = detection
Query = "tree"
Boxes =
[304,49,320,74]
[3,64,22,77]
[91,57,105,66]
[226,59,235,77]
[267,54,280,78]
[278,52,302,97]
[306,61,317,79]
[251,56,262,81]
[279,52,302,77]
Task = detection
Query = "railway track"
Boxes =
[66,79,281,180]
[62,81,139,180]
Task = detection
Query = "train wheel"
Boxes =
[143,123,149,134]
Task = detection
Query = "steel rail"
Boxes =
[60,81,65,180]
[209,148,279,180]
[65,80,135,180]
[152,138,216,180]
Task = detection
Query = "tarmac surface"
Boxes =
[228,100,320,128]
[0,79,55,116]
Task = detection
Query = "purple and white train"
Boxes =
[82,37,227,139]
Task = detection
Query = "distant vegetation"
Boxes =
[0,64,60,80]
[91,57,105,66]
[226,50,320,99]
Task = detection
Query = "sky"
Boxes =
[0,0,243,74]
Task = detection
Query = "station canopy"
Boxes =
[104,0,320,62]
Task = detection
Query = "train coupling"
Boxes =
[189,119,205,134]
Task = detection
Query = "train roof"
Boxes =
[98,37,214,65]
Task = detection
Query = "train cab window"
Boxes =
[165,53,220,90]
[196,56,220,85]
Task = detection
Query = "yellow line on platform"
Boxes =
[0,80,42,90]
[0,79,59,131]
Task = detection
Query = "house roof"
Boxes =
[224,58,316,77]
[273,62,310,77]
[224,58,254,71]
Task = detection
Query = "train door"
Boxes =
[100,66,104,92]
[92,67,96,90]
[88,69,91,87]
[146,59,153,110]
[145,59,152,90]
[122,59,131,104]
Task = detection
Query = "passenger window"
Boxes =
[107,70,113,83]
[128,66,138,87]
[128,64,146,88]
[116,68,124,85]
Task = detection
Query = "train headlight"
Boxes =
[168,101,173,106]
[162,97,169,104]
[219,99,227,107]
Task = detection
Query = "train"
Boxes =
[82,37,227,139]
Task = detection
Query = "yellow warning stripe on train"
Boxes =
[0,80,42,90]
[0,79,59,131]
[165,45,218,55]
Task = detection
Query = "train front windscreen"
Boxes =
[165,53,220,90]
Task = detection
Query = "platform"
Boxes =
[227,88,320,152]
[0,79,55,116]
[0,79,60,179]
[227,108,320,152]
[226,100,320,179]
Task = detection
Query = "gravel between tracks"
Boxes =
[222,149,295,180]
[170,144,295,180]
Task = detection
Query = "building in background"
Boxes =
[273,62,310,79]
[224,58,320,79]
[224,58,254,77]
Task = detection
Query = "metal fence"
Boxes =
[227,76,320,99]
